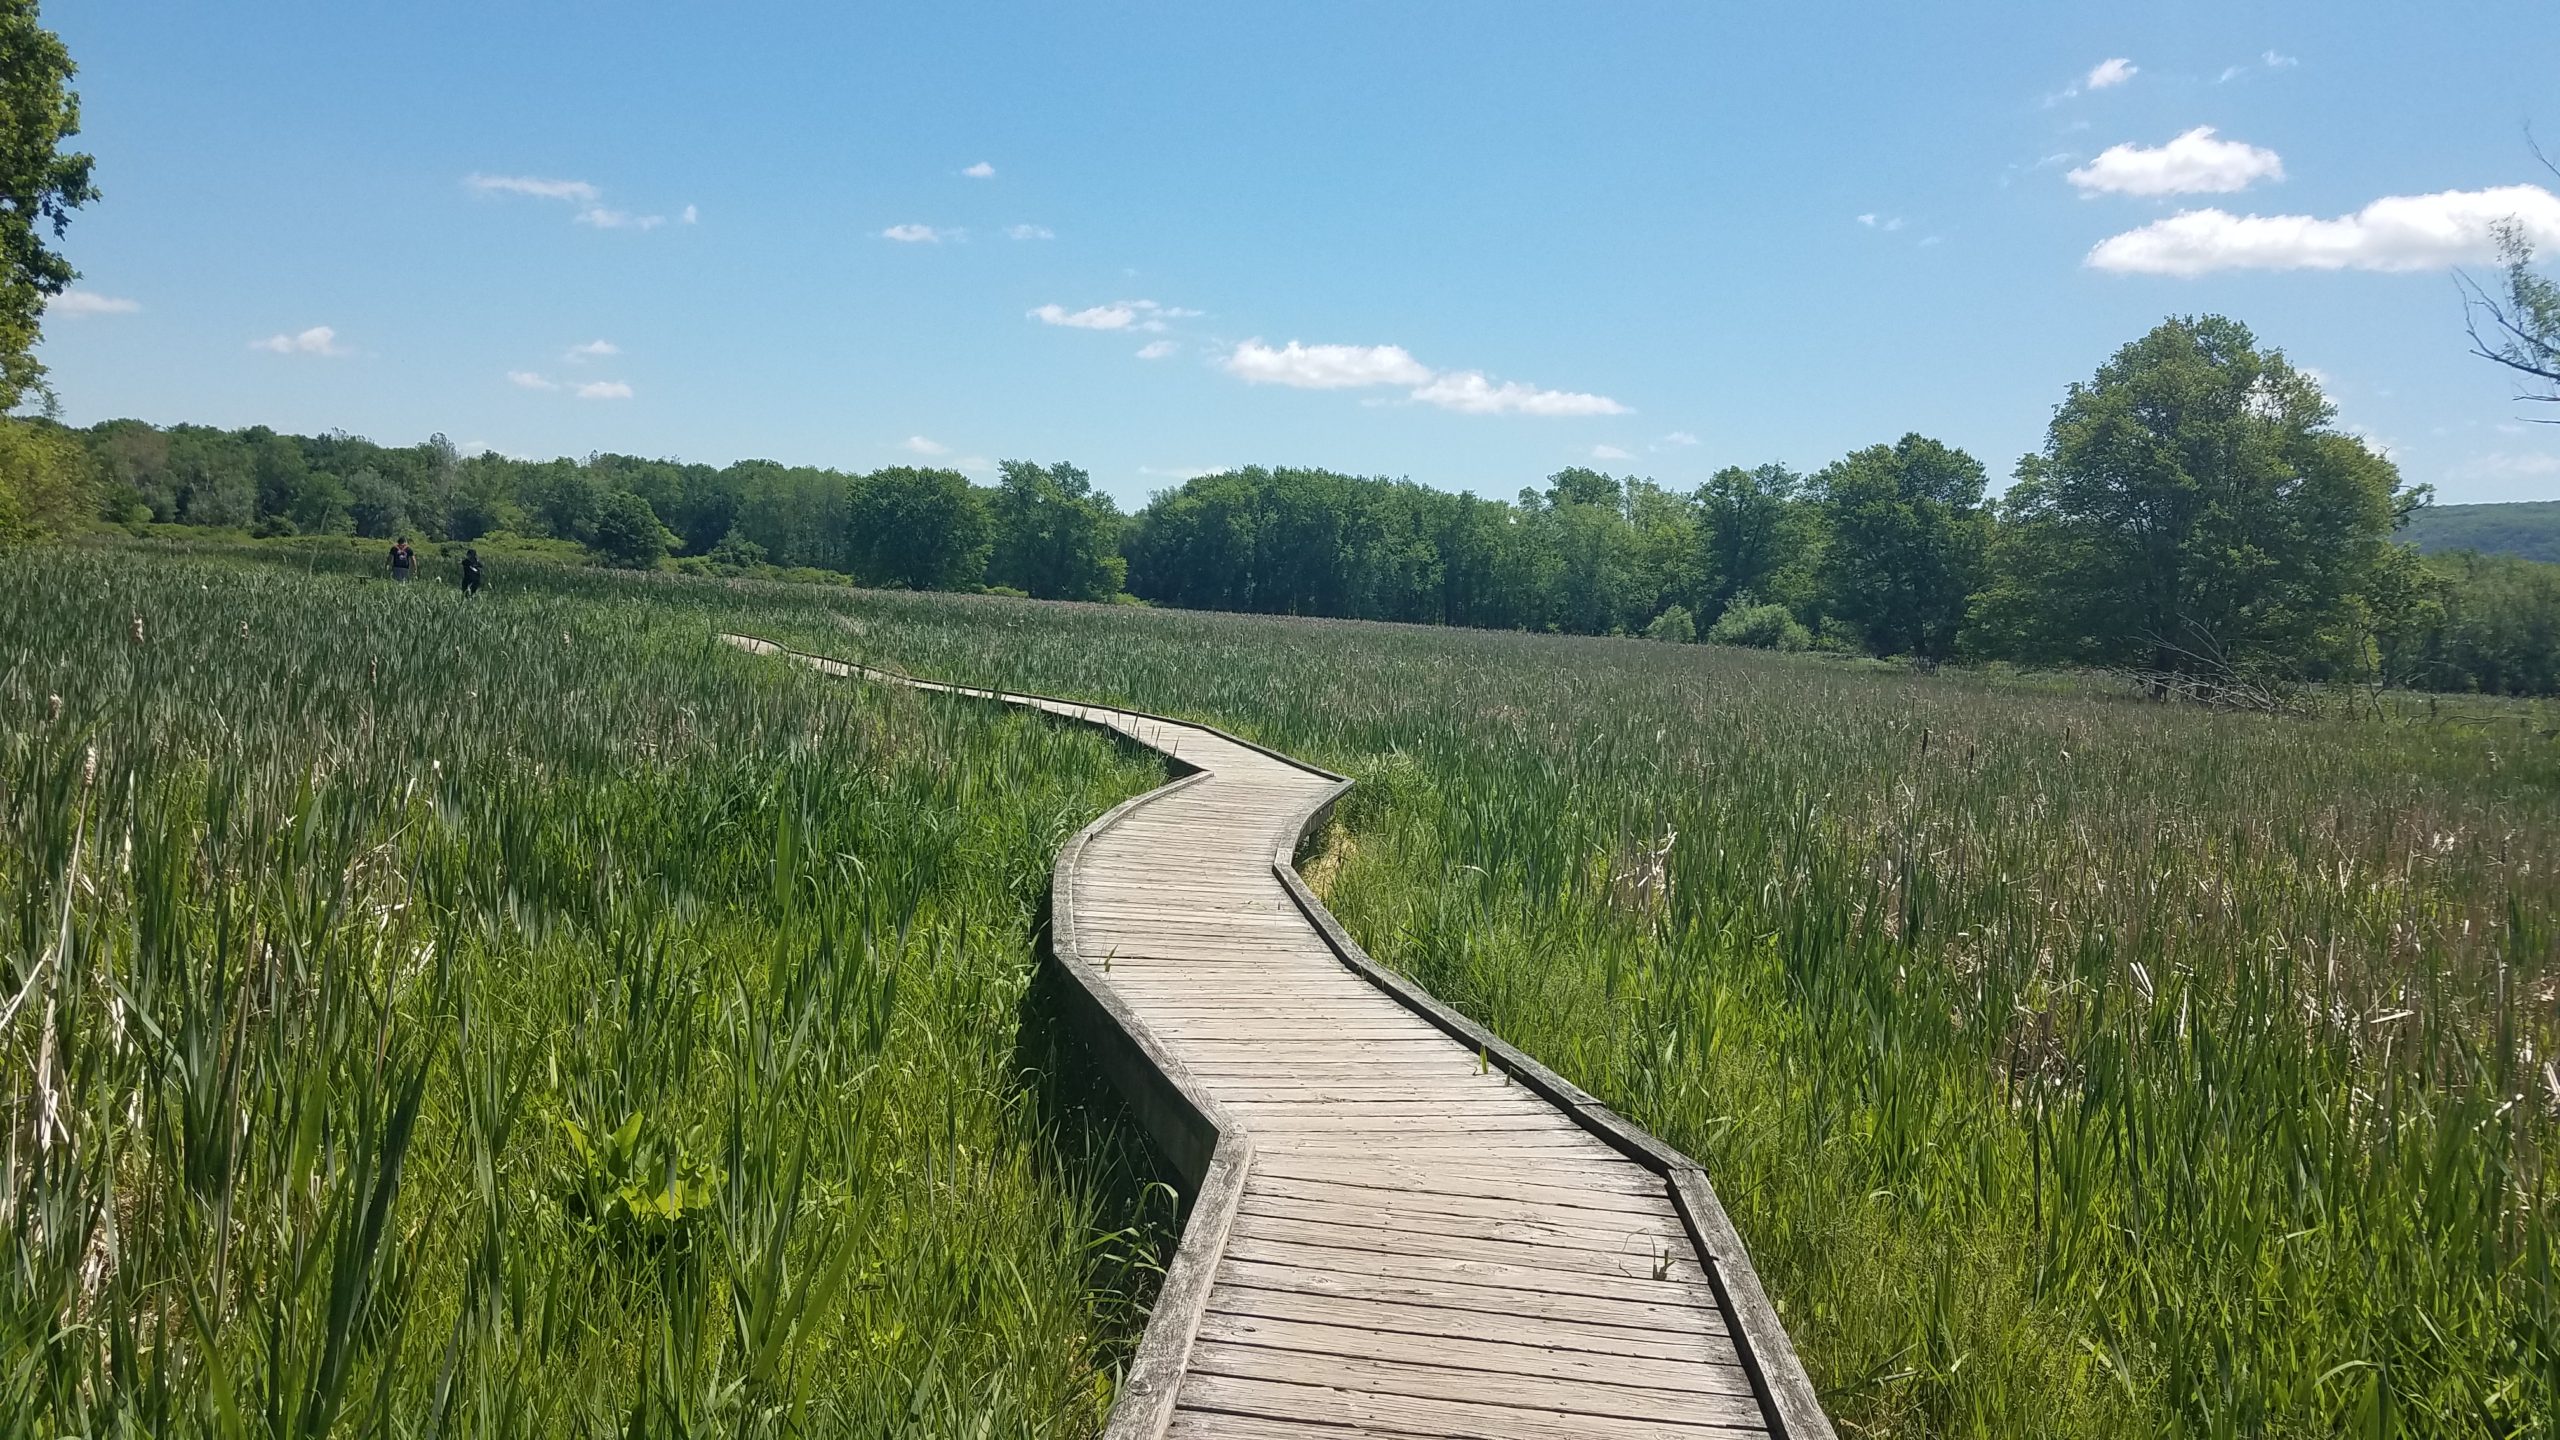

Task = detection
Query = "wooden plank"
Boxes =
[1205,1284,1734,1360]
[1220,1235,1716,1307]
[1247,1170,1671,1221]
[1249,1154,1669,1199]
[1188,1343,1761,1425]
[1228,1211,1708,1285]
[1214,1258,1724,1335]
[1239,1192,1689,1254]
[1172,1371,1767,1439]
[1193,1313,1754,1396]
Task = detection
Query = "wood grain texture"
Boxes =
[720,635,1830,1440]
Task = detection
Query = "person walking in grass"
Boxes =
[388,536,416,582]
[461,547,484,595]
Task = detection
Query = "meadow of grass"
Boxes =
[0,547,1175,1437]
[17,539,2559,1438]
[721,581,2558,1440]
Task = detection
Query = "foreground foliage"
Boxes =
[0,551,1169,1436]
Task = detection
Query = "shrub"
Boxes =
[587,489,672,569]
[1643,604,1696,644]
[1707,593,1811,651]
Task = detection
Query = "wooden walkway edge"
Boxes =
[722,635,1834,1440]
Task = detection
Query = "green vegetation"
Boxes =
[712,581,2557,1440]
[2405,502,2560,566]
[0,548,1173,1436]
[58,316,2560,694]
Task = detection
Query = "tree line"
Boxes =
[18,314,2560,697]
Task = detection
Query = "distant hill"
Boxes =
[2402,500,2560,564]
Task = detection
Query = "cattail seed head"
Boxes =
[128,616,144,644]
[81,745,96,791]
[47,693,61,721]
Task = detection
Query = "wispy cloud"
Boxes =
[1136,340,1178,360]
[962,161,995,179]
[2087,184,2560,274]
[1660,431,1700,447]
[902,435,950,456]
[51,289,139,317]
[2047,56,2137,105]
[577,205,666,230]
[1007,223,1055,241]
[507,370,558,390]
[465,173,600,203]
[682,204,699,224]
[1030,298,1199,332]
[1857,212,1907,231]
[575,380,633,400]
[1592,444,1635,461]
[882,223,952,243]
[1030,302,1138,330]
[564,339,619,361]
[2069,127,2283,197]
[2085,57,2138,90]
[470,172,681,234]
[251,325,350,356]
[2223,50,2299,81]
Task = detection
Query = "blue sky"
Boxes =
[38,1,2560,507]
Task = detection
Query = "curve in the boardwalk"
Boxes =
[723,634,1833,1440]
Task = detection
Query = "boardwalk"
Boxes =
[726,637,1830,1440]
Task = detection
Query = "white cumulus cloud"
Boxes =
[465,173,600,203]
[962,161,995,179]
[2069,128,2284,197]
[1136,340,1178,360]
[2085,57,2138,90]
[1221,337,1624,415]
[575,380,633,400]
[1592,444,1635,461]
[902,435,950,455]
[1661,431,1700,447]
[565,339,619,361]
[52,289,139,316]
[508,370,557,390]
[682,204,699,224]
[2086,184,2560,274]
[1411,370,1629,417]
[1030,302,1137,330]
[882,224,950,243]
[252,325,350,356]
[1224,339,1434,389]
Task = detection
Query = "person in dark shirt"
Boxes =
[461,548,484,595]
[389,537,415,582]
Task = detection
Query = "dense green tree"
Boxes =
[0,416,86,541]
[988,459,1126,600]
[1815,434,1989,660]
[1977,315,2412,680]
[587,488,671,569]
[849,466,989,589]
[1696,463,1813,616]
[346,466,409,538]
[0,1,96,412]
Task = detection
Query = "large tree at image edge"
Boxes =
[1978,316,2414,680]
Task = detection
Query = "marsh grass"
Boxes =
[728,583,2559,1439]
[0,549,1172,1437]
